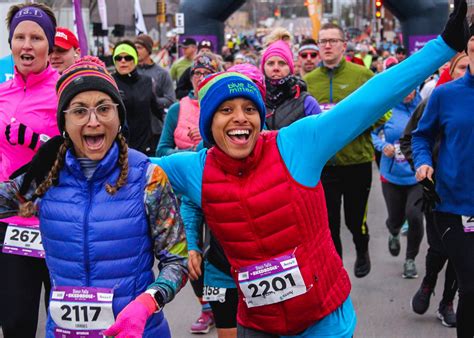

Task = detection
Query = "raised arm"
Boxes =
[278,36,456,187]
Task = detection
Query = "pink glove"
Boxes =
[102,293,158,338]
[5,120,47,151]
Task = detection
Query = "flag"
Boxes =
[97,0,110,55]
[134,0,147,35]
[72,0,88,56]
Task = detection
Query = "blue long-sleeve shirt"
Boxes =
[151,37,454,203]
[412,68,474,216]
[372,92,422,185]
[151,36,454,336]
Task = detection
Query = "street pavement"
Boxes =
[1,164,456,338]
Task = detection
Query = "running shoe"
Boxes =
[354,251,371,278]
[190,310,215,334]
[388,234,401,256]
[437,301,456,327]
[402,259,418,279]
[411,283,434,314]
[401,221,409,236]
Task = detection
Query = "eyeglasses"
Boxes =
[114,55,134,62]
[317,39,345,46]
[192,71,212,78]
[299,52,318,59]
[64,103,119,126]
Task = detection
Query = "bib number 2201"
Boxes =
[247,273,296,297]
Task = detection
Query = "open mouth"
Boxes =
[227,129,250,144]
[83,134,105,150]
[21,54,35,62]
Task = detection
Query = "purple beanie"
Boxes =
[8,6,56,53]
[260,40,294,75]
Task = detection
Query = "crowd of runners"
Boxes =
[0,0,473,337]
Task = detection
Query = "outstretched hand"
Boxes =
[441,0,470,52]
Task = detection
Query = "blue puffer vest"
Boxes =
[40,143,169,337]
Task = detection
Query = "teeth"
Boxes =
[228,130,250,136]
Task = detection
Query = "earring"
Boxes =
[118,126,122,133]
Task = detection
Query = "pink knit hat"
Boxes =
[260,40,294,75]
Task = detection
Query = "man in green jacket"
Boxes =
[304,23,389,278]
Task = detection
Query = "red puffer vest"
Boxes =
[173,96,201,149]
[202,131,351,335]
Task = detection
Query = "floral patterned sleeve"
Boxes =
[144,163,188,307]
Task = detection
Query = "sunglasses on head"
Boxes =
[114,55,134,62]
[299,52,318,59]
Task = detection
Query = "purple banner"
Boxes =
[51,286,114,303]
[408,35,437,55]
[238,254,298,282]
[73,0,88,56]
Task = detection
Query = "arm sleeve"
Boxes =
[303,95,322,116]
[156,103,190,157]
[412,92,441,169]
[371,124,388,152]
[180,196,204,253]
[0,174,37,218]
[150,149,205,207]
[277,36,455,187]
[144,164,188,306]
[156,71,176,109]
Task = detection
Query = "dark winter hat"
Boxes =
[135,34,153,54]
[198,72,266,144]
[56,56,126,133]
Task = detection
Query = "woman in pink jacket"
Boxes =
[0,3,59,337]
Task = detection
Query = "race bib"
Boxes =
[319,103,336,113]
[2,223,44,258]
[50,286,114,338]
[393,142,406,163]
[462,216,474,233]
[203,286,226,303]
[237,254,307,308]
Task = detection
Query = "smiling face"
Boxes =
[65,91,120,160]
[11,20,49,78]
[264,55,291,79]
[211,97,261,159]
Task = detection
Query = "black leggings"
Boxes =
[381,182,424,260]
[422,211,457,303]
[209,288,238,329]
[434,212,474,337]
[0,251,50,338]
[322,162,372,257]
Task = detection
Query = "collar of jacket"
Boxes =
[13,63,57,88]
[209,134,265,177]
[462,65,474,87]
[64,141,119,181]
[115,67,139,83]
[319,57,347,75]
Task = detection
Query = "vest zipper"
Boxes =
[83,182,93,286]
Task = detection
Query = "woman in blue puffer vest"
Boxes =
[0,56,188,337]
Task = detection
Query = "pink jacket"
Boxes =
[0,65,59,181]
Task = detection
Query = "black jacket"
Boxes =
[113,69,162,155]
